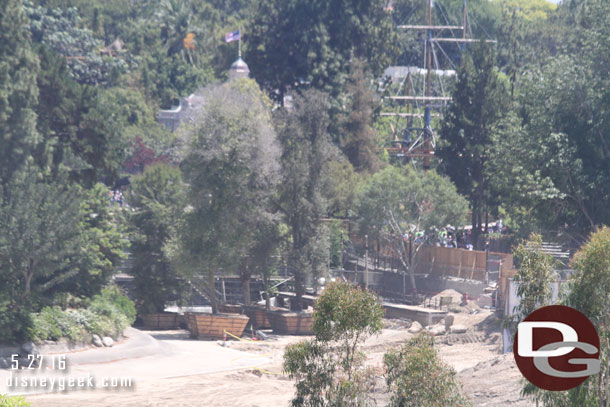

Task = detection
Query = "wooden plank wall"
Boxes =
[412,246,513,281]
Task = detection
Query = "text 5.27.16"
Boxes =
[11,354,67,370]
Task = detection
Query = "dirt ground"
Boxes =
[24,309,534,407]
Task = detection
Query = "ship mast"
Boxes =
[384,0,495,168]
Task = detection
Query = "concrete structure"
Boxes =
[382,303,447,327]
[157,91,206,132]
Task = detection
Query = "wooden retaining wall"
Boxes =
[243,306,271,329]
[412,246,514,281]
[141,313,179,330]
[186,313,249,339]
[268,312,314,335]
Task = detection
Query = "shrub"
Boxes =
[25,286,136,344]
[27,306,88,343]
[284,281,384,406]
[0,394,30,407]
[95,286,137,325]
[0,305,32,345]
[384,332,471,407]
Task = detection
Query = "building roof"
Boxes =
[230,57,250,73]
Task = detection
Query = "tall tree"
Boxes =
[525,227,610,406]
[438,43,511,249]
[284,282,384,406]
[0,0,39,185]
[511,233,557,322]
[246,0,398,102]
[355,165,468,293]
[176,79,280,313]
[340,58,381,174]
[128,163,186,314]
[0,168,125,309]
[276,89,333,311]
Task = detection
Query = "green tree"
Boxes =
[355,165,468,292]
[517,55,610,236]
[128,163,186,314]
[340,58,381,173]
[0,167,82,307]
[0,167,125,306]
[24,2,129,87]
[246,0,398,102]
[524,227,610,406]
[276,90,334,311]
[0,0,39,185]
[438,43,511,249]
[176,79,280,313]
[321,156,360,218]
[284,281,384,406]
[563,227,610,407]
[384,332,471,407]
[65,183,127,298]
[242,218,284,306]
[30,48,133,186]
[511,233,557,321]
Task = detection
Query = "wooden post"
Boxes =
[469,257,476,280]
[222,278,227,303]
[365,234,369,289]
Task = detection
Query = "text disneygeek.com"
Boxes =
[6,373,134,391]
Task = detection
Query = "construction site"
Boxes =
[2,233,577,406]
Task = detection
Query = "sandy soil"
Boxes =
[22,310,534,407]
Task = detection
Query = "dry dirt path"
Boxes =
[19,311,534,406]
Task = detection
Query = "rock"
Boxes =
[21,341,39,354]
[216,340,232,347]
[444,315,455,330]
[408,321,423,333]
[92,334,103,347]
[450,324,468,334]
[428,324,446,336]
[101,337,114,347]
[255,330,268,340]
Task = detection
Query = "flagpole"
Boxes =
[238,27,242,58]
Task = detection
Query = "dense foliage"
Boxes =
[27,286,136,343]
[128,163,186,314]
[284,282,384,406]
[173,79,280,313]
[384,332,471,407]
[519,227,610,406]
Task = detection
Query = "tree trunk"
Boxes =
[241,258,251,305]
[264,273,271,311]
[485,208,489,234]
[208,269,218,314]
[293,267,303,312]
[242,276,251,305]
[471,202,481,250]
[291,223,304,312]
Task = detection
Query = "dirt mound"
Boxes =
[458,353,534,407]
[430,289,463,303]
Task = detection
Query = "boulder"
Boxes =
[21,341,39,354]
[101,337,114,347]
[450,324,468,334]
[428,324,446,336]
[444,315,455,330]
[407,321,423,334]
[92,334,103,347]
